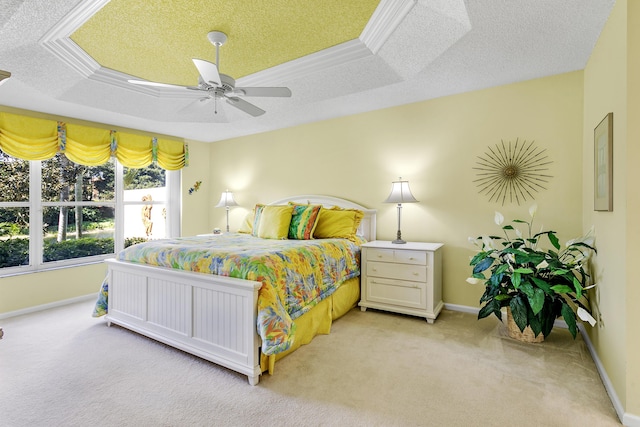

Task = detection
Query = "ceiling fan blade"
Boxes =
[225,97,265,117]
[177,96,212,114]
[128,79,197,90]
[192,59,221,87]
[232,87,292,97]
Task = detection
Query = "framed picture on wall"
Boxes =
[594,112,613,211]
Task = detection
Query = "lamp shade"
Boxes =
[215,190,238,208]
[384,178,418,204]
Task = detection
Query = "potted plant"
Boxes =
[467,205,597,341]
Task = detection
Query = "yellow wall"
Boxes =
[0,263,107,314]
[626,0,640,416]
[583,0,640,418]
[208,71,584,308]
[180,140,212,236]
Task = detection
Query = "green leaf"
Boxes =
[511,271,521,289]
[478,299,501,320]
[540,299,560,337]
[550,285,573,294]
[527,287,546,315]
[568,241,597,253]
[519,280,534,294]
[531,277,552,294]
[495,263,510,275]
[495,294,512,301]
[470,251,490,266]
[503,225,514,230]
[561,303,578,338]
[528,309,543,337]
[512,219,528,224]
[513,268,533,274]
[510,296,528,332]
[573,277,583,299]
[547,232,561,250]
[473,257,494,274]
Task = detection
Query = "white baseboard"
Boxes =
[578,324,639,426]
[443,303,479,315]
[444,303,636,425]
[0,294,96,320]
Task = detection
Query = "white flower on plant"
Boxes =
[577,307,597,326]
[494,211,504,225]
[566,226,596,248]
[529,203,538,218]
[482,236,496,251]
[536,260,549,270]
[466,277,482,285]
[515,228,523,238]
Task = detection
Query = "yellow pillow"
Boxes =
[313,207,364,241]
[257,205,294,239]
[237,209,254,234]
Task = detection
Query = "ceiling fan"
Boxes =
[128,31,292,117]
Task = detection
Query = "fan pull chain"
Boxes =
[214,96,218,115]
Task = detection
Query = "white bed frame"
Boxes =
[104,195,376,385]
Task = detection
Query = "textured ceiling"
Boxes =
[70,0,380,85]
[0,0,616,143]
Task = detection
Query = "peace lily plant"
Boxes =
[467,204,597,339]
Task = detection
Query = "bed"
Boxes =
[95,195,376,385]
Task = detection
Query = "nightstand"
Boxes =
[359,240,443,323]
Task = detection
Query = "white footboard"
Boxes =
[104,258,263,385]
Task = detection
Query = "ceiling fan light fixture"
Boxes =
[207,31,228,47]
[127,30,290,118]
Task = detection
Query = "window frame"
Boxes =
[0,159,180,276]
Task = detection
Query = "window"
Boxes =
[0,150,180,274]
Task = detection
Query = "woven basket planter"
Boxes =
[506,308,544,343]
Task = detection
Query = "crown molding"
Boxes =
[40,0,110,40]
[360,0,416,54]
[38,0,412,96]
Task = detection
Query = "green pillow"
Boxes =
[288,204,322,240]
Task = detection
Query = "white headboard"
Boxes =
[268,195,377,242]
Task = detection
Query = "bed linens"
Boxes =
[94,233,363,355]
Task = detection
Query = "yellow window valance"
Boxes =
[0,113,58,160]
[0,112,186,170]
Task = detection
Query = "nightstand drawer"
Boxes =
[366,261,427,283]
[366,277,427,309]
[367,248,427,266]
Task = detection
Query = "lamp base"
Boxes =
[391,239,407,244]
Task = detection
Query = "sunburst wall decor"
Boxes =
[473,139,552,205]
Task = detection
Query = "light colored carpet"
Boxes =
[0,300,620,426]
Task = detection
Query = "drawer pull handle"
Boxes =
[413,272,419,276]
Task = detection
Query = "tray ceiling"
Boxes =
[0,0,616,143]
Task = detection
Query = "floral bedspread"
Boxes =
[93,233,363,355]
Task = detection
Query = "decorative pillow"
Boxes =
[251,204,265,237]
[256,205,294,239]
[288,203,322,240]
[313,206,364,241]
[237,209,255,234]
